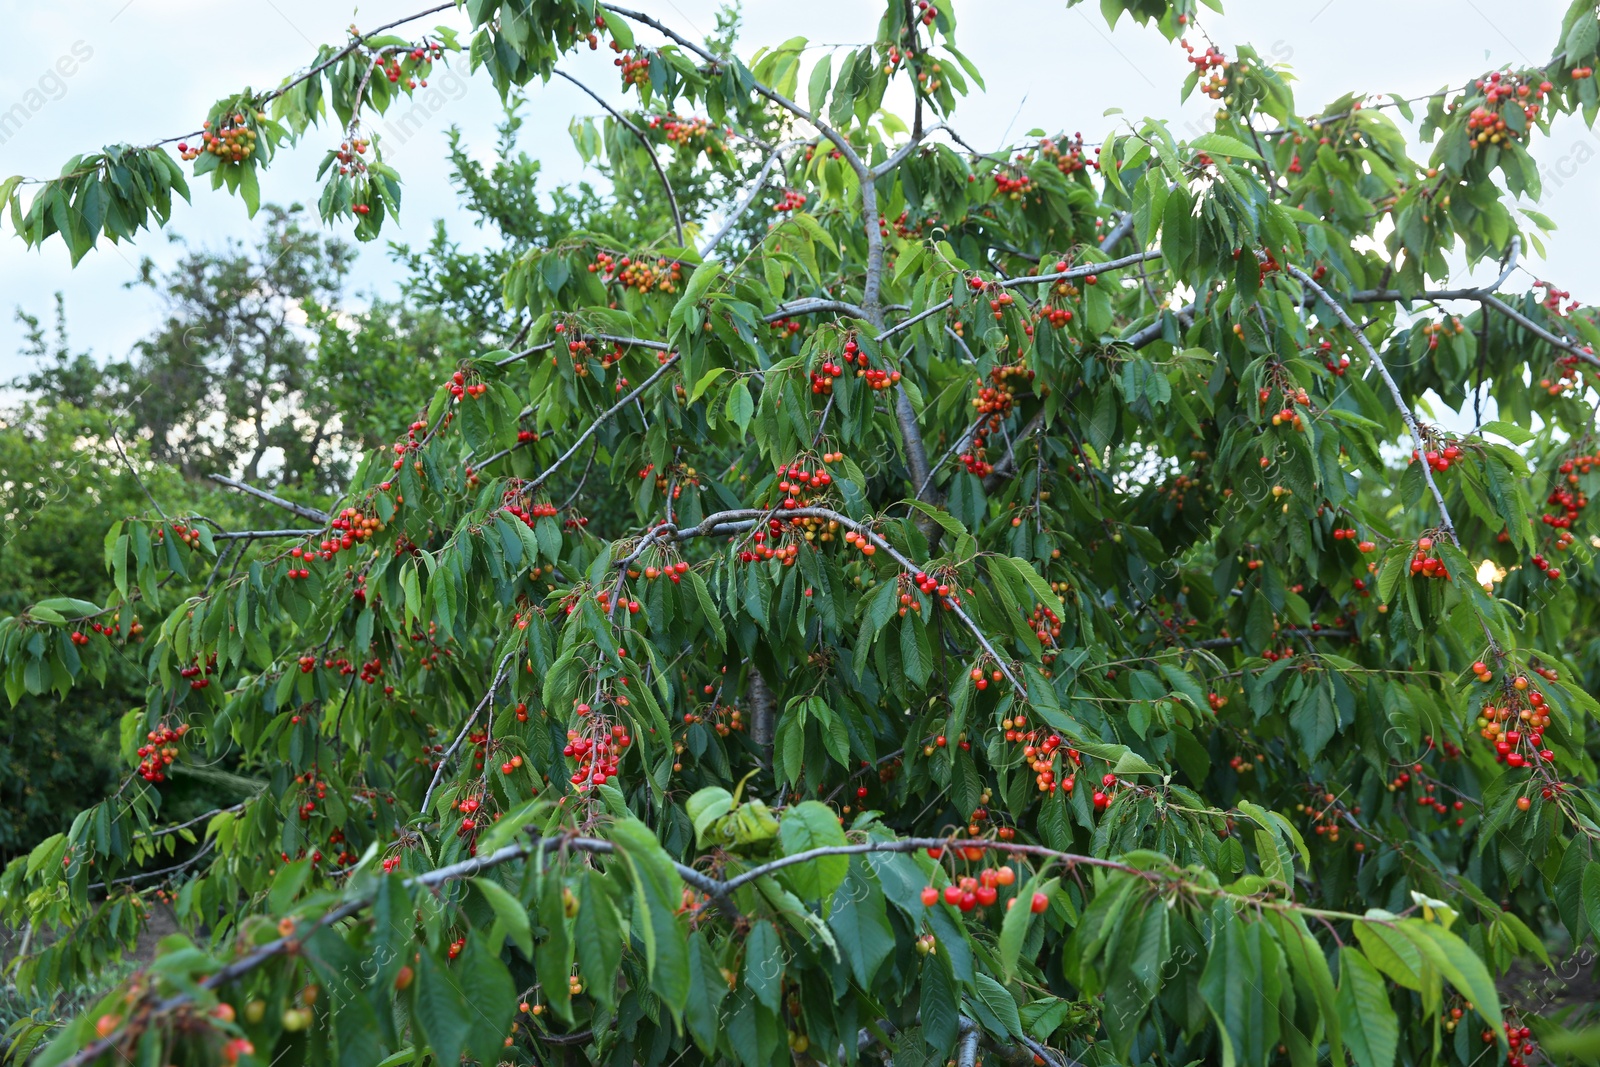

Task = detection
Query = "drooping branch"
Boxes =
[876,249,1166,344]
[614,507,1027,695]
[68,831,1371,1066]
[208,475,330,524]
[601,5,870,178]
[419,650,516,816]
[524,352,681,495]
[1288,266,1503,660]
[553,69,684,247]
[700,140,807,257]
[212,528,321,540]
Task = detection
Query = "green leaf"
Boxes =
[610,817,690,1016]
[687,786,735,847]
[1401,920,1503,1031]
[412,949,472,1067]
[677,259,723,310]
[1567,11,1599,59]
[744,919,784,1012]
[970,973,1023,1038]
[575,870,624,1011]
[1584,861,1600,943]
[777,800,849,900]
[807,52,833,115]
[685,931,728,1053]
[1199,909,1281,1067]
[1337,948,1398,1067]
[690,366,727,402]
[828,860,894,988]
[473,876,533,958]
[1478,420,1534,446]
[726,378,755,433]
[1191,133,1262,160]
[998,874,1056,982]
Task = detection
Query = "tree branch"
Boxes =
[625,507,1027,695]
[420,650,515,816]
[212,528,321,540]
[524,352,680,495]
[700,140,806,257]
[208,475,330,524]
[1288,266,1502,659]
[876,249,1164,344]
[553,69,684,247]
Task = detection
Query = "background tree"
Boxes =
[2,2,1600,1067]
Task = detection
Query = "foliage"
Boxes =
[4,2,1600,1067]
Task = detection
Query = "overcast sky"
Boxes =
[1,0,1595,385]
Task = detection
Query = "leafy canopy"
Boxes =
[5,1,1600,1066]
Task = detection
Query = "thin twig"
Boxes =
[208,475,331,524]
[554,69,684,246]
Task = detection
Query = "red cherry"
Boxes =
[1030,892,1049,913]
[921,886,940,907]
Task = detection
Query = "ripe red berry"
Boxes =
[1030,892,1048,913]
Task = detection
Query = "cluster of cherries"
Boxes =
[177,113,258,164]
[1180,40,1230,99]
[179,653,216,690]
[329,136,370,177]
[158,522,203,550]
[1411,439,1466,473]
[773,459,835,504]
[1296,790,1356,847]
[1483,1018,1539,1065]
[809,357,847,395]
[772,188,807,213]
[1540,450,1593,541]
[294,771,330,822]
[373,41,443,88]
[1312,337,1353,375]
[616,50,652,87]
[848,338,903,391]
[1409,537,1452,580]
[640,559,693,583]
[382,417,432,480]
[1385,762,1466,824]
[442,370,484,403]
[1539,353,1588,395]
[878,207,937,241]
[647,114,725,156]
[1528,551,1563,580]
[1418,319,1465,355]
[742,532,803,565]
[136,722,188,782]
[1025,600,1063,653]
[1329,527,1377,553]
[86,614,140,640]
[911,0,939,25]
[993,171,1033,199]
[564,716,632,791]
[960,363,1032,475]
[501,496,561,530]
[455,790,487,836]
[1035,134,1094,177]
[918,866,1030,912]
[1465,70,1553,150]
[588,251,683,294]
[1264,388,1312,431]
[1478,672,1558,773]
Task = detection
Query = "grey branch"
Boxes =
[208,475,330,524]
[554,69,683,246]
